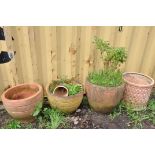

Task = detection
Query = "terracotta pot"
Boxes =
[123,72,154,111]
[1,83,43,121]
[46,83,83,113]
[53,85,69,97]
[85,80,125,113]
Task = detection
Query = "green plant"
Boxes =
[43,108,65,129]
[109,101,150,128]
[33,100,43,117]
[64,83,83,95]
[147,99,155,125]
[126,106,149,128]
[88,37,127,87]
[93,36,127,70]
[109,102,126,120]
[88,69,123,87]
[5,120,21,129]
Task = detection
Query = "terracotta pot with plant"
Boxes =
[1,83,43,121]
[46,79,84,113]
[85,37,127,113]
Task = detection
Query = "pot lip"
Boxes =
[46,83,84,98]
[123,72,154,87]
[85,79,125,89]
[1,83,42,102]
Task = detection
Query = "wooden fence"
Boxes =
[0,26,155,97]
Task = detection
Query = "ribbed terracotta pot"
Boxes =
[46,83,83,113]
[123,72,154,111]
[1,83,43,121]
[85,80,125,113]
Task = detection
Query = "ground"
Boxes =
[1,90,155,129]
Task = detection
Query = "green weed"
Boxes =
[5,120,21,129]
[33,100,43,117]
[35,107,67,129]
[109,100,153,128]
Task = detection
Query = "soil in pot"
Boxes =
[8,87,38,100]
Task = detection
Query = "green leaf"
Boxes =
[33,101,43,117]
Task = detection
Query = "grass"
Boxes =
[88,69,123,87]
[109,99,155,128]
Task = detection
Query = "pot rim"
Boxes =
[85,79,125,89]
[46,83,84,98]
[123,72,154,87]
[1,83,42,102]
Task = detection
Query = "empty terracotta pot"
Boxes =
[123,72,154,111]
[1,83,43,121]
[46,83,83,113]
[85,80,125,113]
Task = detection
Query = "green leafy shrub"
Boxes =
[88,37,127,87]
[93,37,127,70]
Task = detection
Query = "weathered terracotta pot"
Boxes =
[46,83,83,113]
[85,80,125,113]
[123,72,154,111]
[1,83,43,121]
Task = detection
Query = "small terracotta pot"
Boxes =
[46,83,83,113]
[1,83,43,121]
[53,85,69,97]
[123,72,154,111]
[85,80,125,113]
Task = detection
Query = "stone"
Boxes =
[74,120,79,125]
[76,109,81,113]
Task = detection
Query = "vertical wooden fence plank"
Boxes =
[28,27,39,83]
[140,27,155,77]
[125,26,150,72]
[50,26,57,80]
[79,26,93,83]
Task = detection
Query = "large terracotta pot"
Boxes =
[85,80,125,113]
[1,83,43,121]
[123,72,154,111]
[46,83,83,113]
